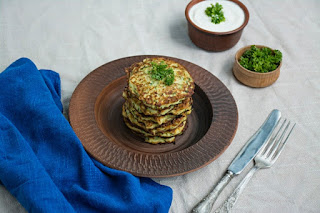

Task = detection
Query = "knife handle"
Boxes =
[192,171,234,213]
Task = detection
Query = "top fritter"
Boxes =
[126,58,195,109]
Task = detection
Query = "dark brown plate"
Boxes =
[69,55,238,177]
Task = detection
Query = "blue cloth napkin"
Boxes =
[0,58,172,212]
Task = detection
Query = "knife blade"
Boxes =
[228,109,281,174]
[192,109,281,213]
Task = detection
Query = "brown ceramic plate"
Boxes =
[69,55,238,178]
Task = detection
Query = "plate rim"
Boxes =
[69,55,238,177]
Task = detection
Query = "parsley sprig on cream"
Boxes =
[205,3,226,24]
[149,61,175,86]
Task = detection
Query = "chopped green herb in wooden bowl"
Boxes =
[239,45,282,73]
[233,45,283,88]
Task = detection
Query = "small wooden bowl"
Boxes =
[185,0,249,52]
[233,45,282,88]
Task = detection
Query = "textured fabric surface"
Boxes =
[0,58,172,213]
[0,0,319,212]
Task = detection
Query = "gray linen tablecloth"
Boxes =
[1,0,319,212]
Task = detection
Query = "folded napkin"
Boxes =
[0,58,172,212]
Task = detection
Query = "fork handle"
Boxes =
[192,171,234,213]
[214,166,260,213]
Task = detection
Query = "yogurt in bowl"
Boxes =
[189,0,245,33]
[185,0,249,51]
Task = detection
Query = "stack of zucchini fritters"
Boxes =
[122,57,195,144]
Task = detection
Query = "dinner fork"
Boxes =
[214,118,296,213]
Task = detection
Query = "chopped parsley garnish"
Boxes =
[239,45,283,73]
[149,61,175,86]
[205,3,226,24]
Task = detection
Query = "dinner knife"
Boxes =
[192,109,281,213]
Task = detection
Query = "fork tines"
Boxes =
[262,118,296,161]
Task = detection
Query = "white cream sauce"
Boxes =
[189,0,245,32]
